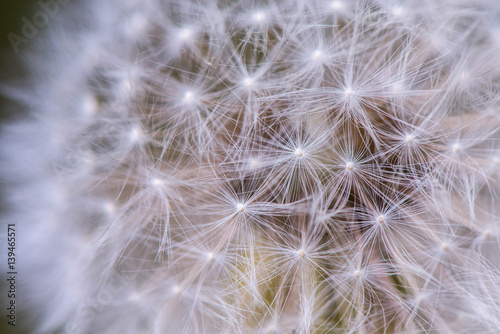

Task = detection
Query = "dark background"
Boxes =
[1,3,43,334]
[0,0,40,121]
[0,0,39,50]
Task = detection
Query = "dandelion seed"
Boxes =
[151,178,164,189]
[452,143,461,153]
[78,236,93,250]
[344,87,355,98]
[330,1,344,10]
[126,13,148,39]
[377,215,385,225]
[392,83,404,93]
[265,324,277,333]
[5,1,500,333]
[182,91,195,104]
[353,269,361,279]
[295,148,304,158]
[236,203,246,213]
[129,127,143,143]
[312,49,324,62]
[405,134,415,144]
[119,78,133,95]
[415,294,424,304]
[127,292,142,302]
[172,285,182,296]
[252,11,266,24]
[248,157,260,170]
[391,6,405,17]
[104,202,116,215]
[483,230,492,239]
[178,28,192,41]
[82,154,94,170]
[459,71,469,83]
[82,95,98,116]
[242,77,255,88]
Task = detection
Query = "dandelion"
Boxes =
[2,0,500,333]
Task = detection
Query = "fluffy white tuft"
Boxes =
[2,0,500,333]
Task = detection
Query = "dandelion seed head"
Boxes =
[5,1,500,333]
[242,77,255,88]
